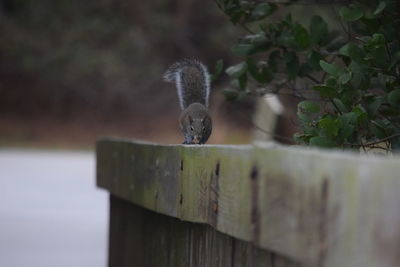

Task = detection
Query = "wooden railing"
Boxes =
[96,138,400,267]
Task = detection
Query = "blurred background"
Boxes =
[0,0,271,148]
[0,0,305,266]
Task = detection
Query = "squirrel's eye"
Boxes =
[202,126,205,131]
[190,126,194,131]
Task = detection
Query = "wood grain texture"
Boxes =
[97,138,400,267]
[108,195,297,267]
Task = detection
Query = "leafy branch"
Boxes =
[214,0,400,151]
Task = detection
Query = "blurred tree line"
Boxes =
[0,0,232,122]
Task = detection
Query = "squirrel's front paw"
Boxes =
[182,136,193,145]
[182,139,192,145]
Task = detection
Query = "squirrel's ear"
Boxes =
[201,116,209,125]
[188,115,193,124]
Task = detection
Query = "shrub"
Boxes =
[215,0,400,151]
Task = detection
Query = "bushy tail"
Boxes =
[163,59,210,110]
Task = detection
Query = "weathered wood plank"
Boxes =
[97,138,400,267]
[232,239,276,266]
[108,195,298,267]
[108,194,145,267]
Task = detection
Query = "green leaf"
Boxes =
[238,74,247,90]
[340,124,355,140]
[388,89,400,107]
[356,36,371,43]
[284,52,299,79]
[389,51,400,70]
[297,112,311,123]
[365,96,383,116]
[298,100,320,113]
[349,61,369,89]
[340,112,358,125]
[373,33,386,43]
[211,59,224,82]
[319,117,341,137]
[373,1,386,16]
[284,13,292,24]
[378,105,398,117]
[352,105,368,123]
[366,33,385,48]
[277,31,295,47]
[226,62,248,78]
[320,60,343,76]
[339,6,364,22]
[338,72,352,85]
[376,73,396,91]
[313,85,337,98]
[332,98,348,113]
[293,23,310,50]
[339,113,356,139]
[339,43,365,63]
[250,3,277,21]
[325,77,337,87]
[307,50,323,70]
[309,15,328,45]
[309,136,336,147]
[370,121,387,139]
[231,44,254,56]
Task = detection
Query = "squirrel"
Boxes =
[163,59,212,144]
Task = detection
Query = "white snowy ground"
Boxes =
[0,150,108,267]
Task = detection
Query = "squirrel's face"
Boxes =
[187,116,208,144]
[180,103,212,145]
[182,114,212,144]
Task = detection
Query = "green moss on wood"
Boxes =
[97,138,400,267]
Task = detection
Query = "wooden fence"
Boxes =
[96,138,400,267]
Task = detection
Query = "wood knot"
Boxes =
[250,165,258,180]
[213,202,218,213]
[215,161,220,176]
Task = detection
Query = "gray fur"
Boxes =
[163,59,210,110]
[179,103,212,144]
